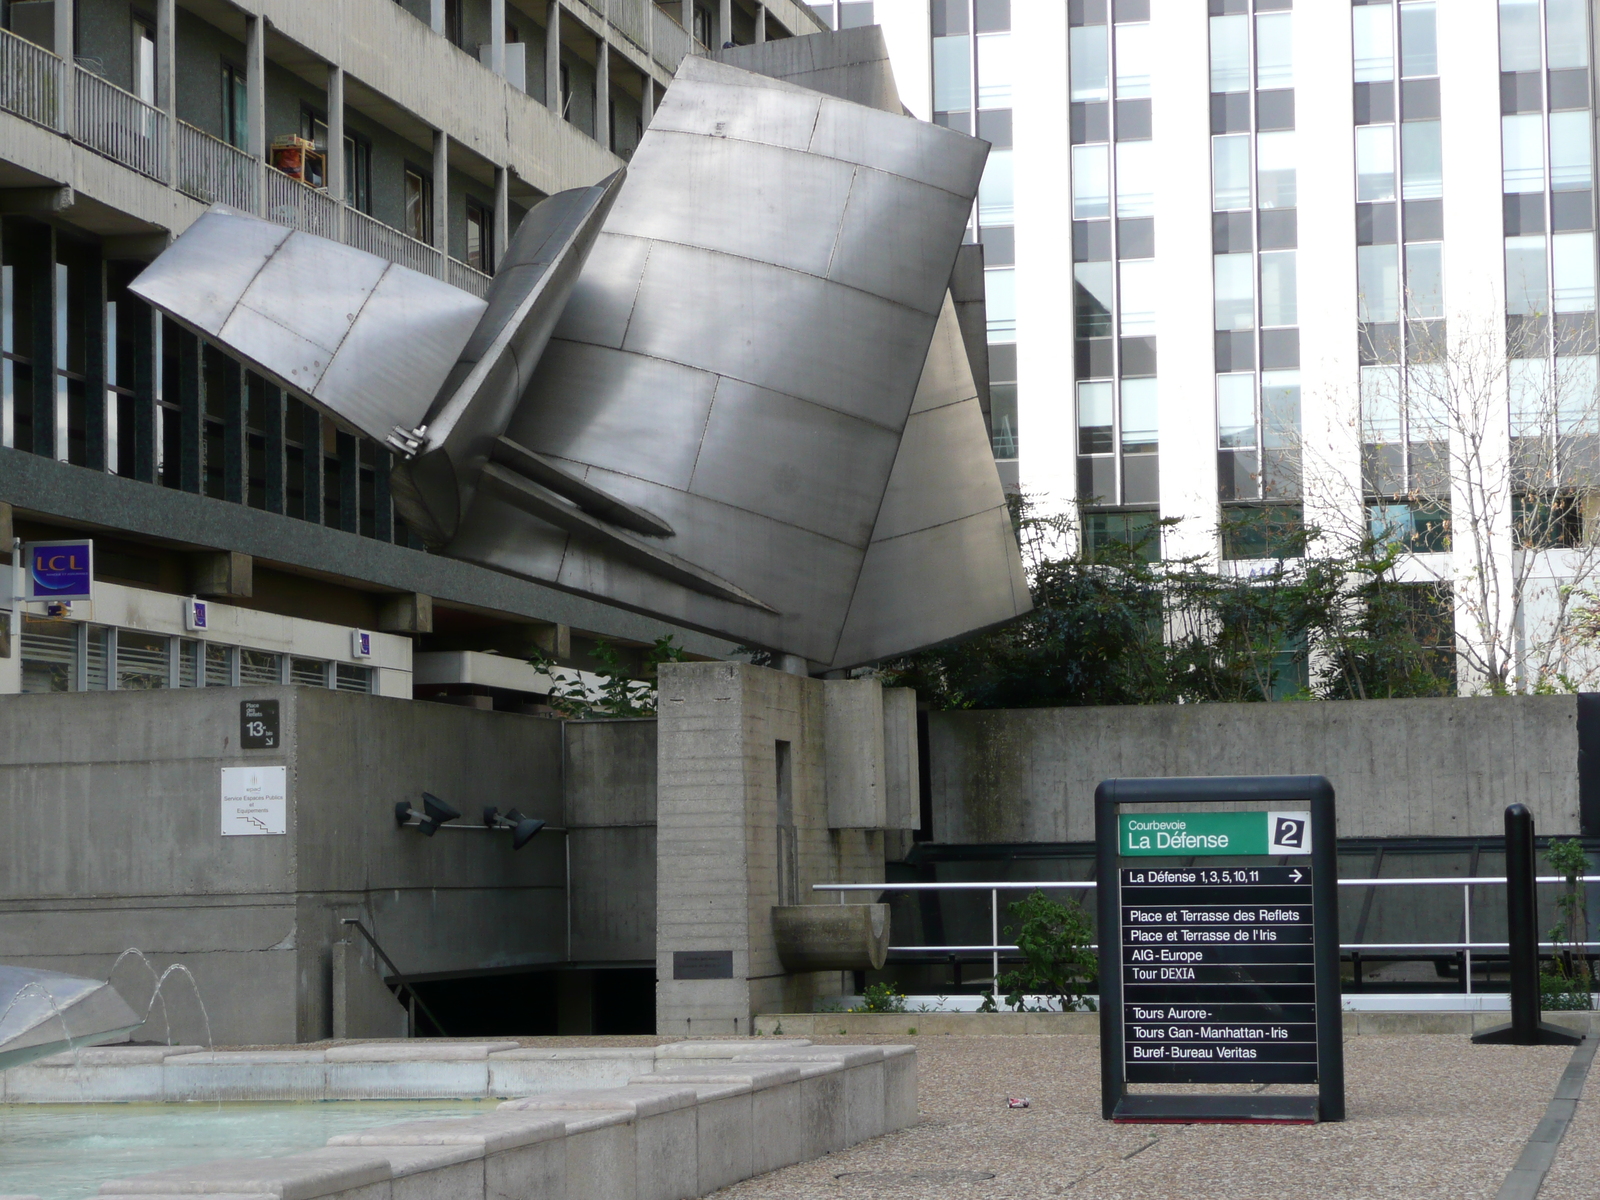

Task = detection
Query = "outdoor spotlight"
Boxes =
[483,806,547,850]
[393,791,462,836]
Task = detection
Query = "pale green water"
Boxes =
[0,1100,502,1200]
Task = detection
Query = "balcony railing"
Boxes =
[447,256,493,298]
[345,207,441,278]
[0,26,64,131]
[609,0,652,56]
[264,166,340,240]
[75,67,167,181]
[2,29,495,299]
[651,5,694,72]
[175,122,257,210]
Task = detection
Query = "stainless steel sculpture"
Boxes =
[132,35,1030,669]
[0,965,142,1070]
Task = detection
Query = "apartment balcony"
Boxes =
[1,27,492,298]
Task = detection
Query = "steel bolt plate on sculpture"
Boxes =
[129,32,1031,669]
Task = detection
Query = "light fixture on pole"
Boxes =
[483,806,546,850]
[393,791,462,836]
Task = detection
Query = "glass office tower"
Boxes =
[875,0,1600,688]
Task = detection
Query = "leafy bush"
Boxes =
[994,890,1097,1013]
[853,983,907,1013]
[1543,838,1594,1009]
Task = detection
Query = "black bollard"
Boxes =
[1473,805,1582,1046]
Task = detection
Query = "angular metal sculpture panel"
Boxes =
[130,35,1031,668]
[0,965,142,1070]
[131,209,487,447]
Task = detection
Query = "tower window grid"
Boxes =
[1071,0,1158,514]
[1497,0,1599,508]
[1210,0,1301,539]
[1354,0,1452,519]
[935,0,1017,465]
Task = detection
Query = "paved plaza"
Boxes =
[710,1034,1588,1200]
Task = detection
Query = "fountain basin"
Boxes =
[0,1099,502,1200]
[1,1039,918,1200]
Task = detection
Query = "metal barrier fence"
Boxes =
[0,26,64,130]
[175,121,256,209]
[815,877,1600,993]
[75,67,167,180]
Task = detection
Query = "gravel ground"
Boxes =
[711,1034,1580,1200]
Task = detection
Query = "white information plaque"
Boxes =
[221,766,288,836]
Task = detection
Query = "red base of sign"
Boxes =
[1111,1094,1320,1124]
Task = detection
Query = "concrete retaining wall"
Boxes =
[929,695,1598,842]
[0,688,564,1044]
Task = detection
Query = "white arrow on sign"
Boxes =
[1290,869,1303,882]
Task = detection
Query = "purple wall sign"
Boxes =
[26,540,94,601]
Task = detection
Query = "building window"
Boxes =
[1122,377,1158,454]
[1209,13,1249,94]
[1115,22,1150,99]
[405,167,433,243]
[1071,144,1109,219]
[1070,22,1109,103]
[1214,253,1255,331]
[132,21,156,105]
[221,64,247,149]
[1256,132,1296,209]
[344,133,372,214]
[1078,380,1114,455]
[465,198,493,272]
[1353,5,1395,83]
[1356,125,1397,202]
[1212,134,1251,211]
[335,664,374,693]
[1255,11,1292,91]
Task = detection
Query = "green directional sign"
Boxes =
[1118,811,1312,857]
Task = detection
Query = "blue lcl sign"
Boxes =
[25,540,94,601]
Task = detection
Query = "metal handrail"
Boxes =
[815,875,1600,991]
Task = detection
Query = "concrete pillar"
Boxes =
[641,75,653,129]
[655,663,890,1035]
[682,0,694,41]
[546,0,562,114]
[157,0,176,182]
[718,0,731,46]
[595,38,610,150]
[54,0,74,130]
[326,66,345,219]
[247,14,266,211]
[493,166,509,272]
[490,0,506,75]
[430,0,445,35]
[432,131,449,265]
[755,2,766,44]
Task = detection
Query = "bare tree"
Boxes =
[1295,310,1600,694]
